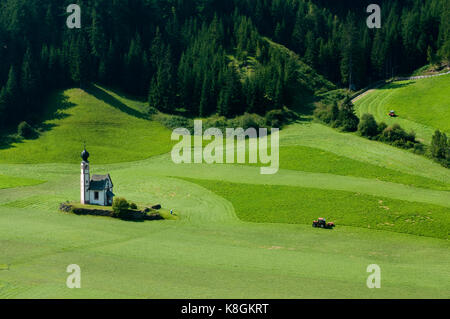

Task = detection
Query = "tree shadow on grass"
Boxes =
[84,84,150,120]
[0,91,75,150]
[0,134,22,150]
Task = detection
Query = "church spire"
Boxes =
[81,144,90,162]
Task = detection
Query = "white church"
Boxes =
[80,148,115,206]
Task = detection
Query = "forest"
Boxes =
[0,0,449,130]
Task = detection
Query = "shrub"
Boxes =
[155,114,193,132]
[203,115,228,132]
[147,106,158,116]
[112,197,130,218]
[338,108,359,132]
[330,101,339,122]
[130,202,138,210]
[377,122,388,135]
[431,130,448,159]
[413,143,425,154]
[337,96,360,132]
[17,121,36,139]
[430,130,450,167]
[229,113,265,131]
[378,124,416,148]
[265,109,285,128]
[358,113,378,137]
[314,103,333,124]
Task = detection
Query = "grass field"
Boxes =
[183,178,449,239]
[0,175,45,190]
[0,85,174,164]
[0,85,449,298]
[354,75,450,144]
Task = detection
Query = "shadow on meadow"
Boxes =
[84,84,150,120]
[0,91,75,150]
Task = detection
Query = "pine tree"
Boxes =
[4,66,20,122]
[89,9,106,59]
[431,130,447,160]
[21,48,39,112]
[304,31,317,68]
[148,46,174,112]
[199,76,209,117]
[124,34,144,94]
[340,13,363,88]
[0,87,7,126]
[438,1,450,63]
[70,34,90,87]
[5,66,19,104]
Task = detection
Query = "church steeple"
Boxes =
[81,143,90,162]
[80,146,90,204]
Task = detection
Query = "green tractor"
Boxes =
[312,217,335,229]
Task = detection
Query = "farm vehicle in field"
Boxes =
[312,218,335,229]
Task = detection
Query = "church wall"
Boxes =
[89,190,106,206]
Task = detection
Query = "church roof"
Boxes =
[89,174,113,191]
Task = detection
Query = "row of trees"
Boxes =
[314,96,360,132]
[0,0,449,130]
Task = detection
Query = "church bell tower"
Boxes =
[80,148,90,204]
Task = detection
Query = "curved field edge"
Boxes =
[280,123,450,184]
[181,177,449,239]
[0,159,448,298]
[353,75,450,144]
[253,145,449,191]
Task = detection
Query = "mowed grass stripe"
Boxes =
[130,155,450,208]
[0,175,45,190]
[183,178,449,239]
[0,206,448,298]
[275,145,448,190]
[354,76,450,144]
[280,123,450,183]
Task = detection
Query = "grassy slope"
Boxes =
[0,86,449,298]
[0,85,174,164]
[229,38,335,110]
[276,145,448,190]
[354,75,450,144]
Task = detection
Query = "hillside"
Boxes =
[0,87,449,298]
[0,85,174,164]
[2,0,449,131]
[230,37,335,110]
[354,75,450,144]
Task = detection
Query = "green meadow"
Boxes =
[0,85,449,298]
[0,175,44,190]
[354,75,450,144]
[0,85,174,164]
